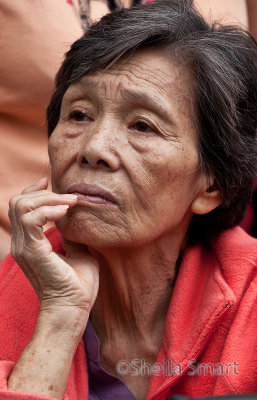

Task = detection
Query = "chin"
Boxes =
[55,208,162,249]
[55,213,123,249]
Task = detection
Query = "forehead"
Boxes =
[63,48,194,111]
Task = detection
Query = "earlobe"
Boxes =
[191,179,222,215]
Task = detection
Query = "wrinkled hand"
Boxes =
[8,178,99,320]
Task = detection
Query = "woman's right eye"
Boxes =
[69,110,90,122]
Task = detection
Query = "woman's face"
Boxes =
[48,48,204,247]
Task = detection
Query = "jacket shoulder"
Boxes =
[212,227,257,311]
[213,226,257,270]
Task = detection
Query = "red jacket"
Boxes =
[0,227,257,399]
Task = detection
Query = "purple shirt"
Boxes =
[83,320,136,400]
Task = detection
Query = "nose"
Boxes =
[77,122,121,171]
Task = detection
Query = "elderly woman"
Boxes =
[0,1,257,400]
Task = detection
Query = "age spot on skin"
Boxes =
[48,385,54,391]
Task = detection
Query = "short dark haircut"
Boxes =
[47,0,257,245]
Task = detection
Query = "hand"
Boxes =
[8,178,100,398]
[8,178,99,323]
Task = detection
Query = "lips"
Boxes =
[67,183,117,205]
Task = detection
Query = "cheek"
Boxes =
[48,134,76,191]
[117,144,200,244]
[136,142,199,200]
[163,151,199,202]
[128,144,200,232]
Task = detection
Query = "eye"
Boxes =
[69,110,91,122]
[131,121,155,133]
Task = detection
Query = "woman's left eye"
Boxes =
[69,110,90,121]
[131,121,155,133]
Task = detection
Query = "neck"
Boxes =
[89,229,185,355]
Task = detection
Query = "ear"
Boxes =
[191,176,222,215]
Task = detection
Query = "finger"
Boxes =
[12,192,78,217]
[61,236,99,273]
[60,236,99,281]
[21,205,70,241]
[22,177,48,194]
[9,191,77,257]
[60,236,99,307]
[8,192,77,238]
[10,204,67,263]
[61,236,91,258]
[8,189,51,228]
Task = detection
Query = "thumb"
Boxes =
[61,236,91,258]
[60,236,99,308]
[60,235,99,274]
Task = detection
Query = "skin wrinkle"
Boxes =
[118,61,195,131]
[49,49,204,245]
[61,87,178,144]
[75,63,189,134]
[90,251,174,337]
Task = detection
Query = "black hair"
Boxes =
[47,0,257,244]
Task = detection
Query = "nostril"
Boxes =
[97,160,110,168]
[80,155,111,168]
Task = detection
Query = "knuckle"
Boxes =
[21,207,47,229]
[15,197,30,214]
[9,195,19,211]
[10,241,22,263]
[20,212,31,227]
[31,206,44,219]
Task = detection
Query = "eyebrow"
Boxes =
[66,78,176,124]
[119,88,173,121]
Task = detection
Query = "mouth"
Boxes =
[67,183,117,205]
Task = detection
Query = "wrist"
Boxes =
[36,306,89,344]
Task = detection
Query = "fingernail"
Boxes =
[55,205,69,210]
[61,194,78,199]
[34,177,47,185]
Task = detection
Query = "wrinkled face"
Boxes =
[48,48,202,248]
